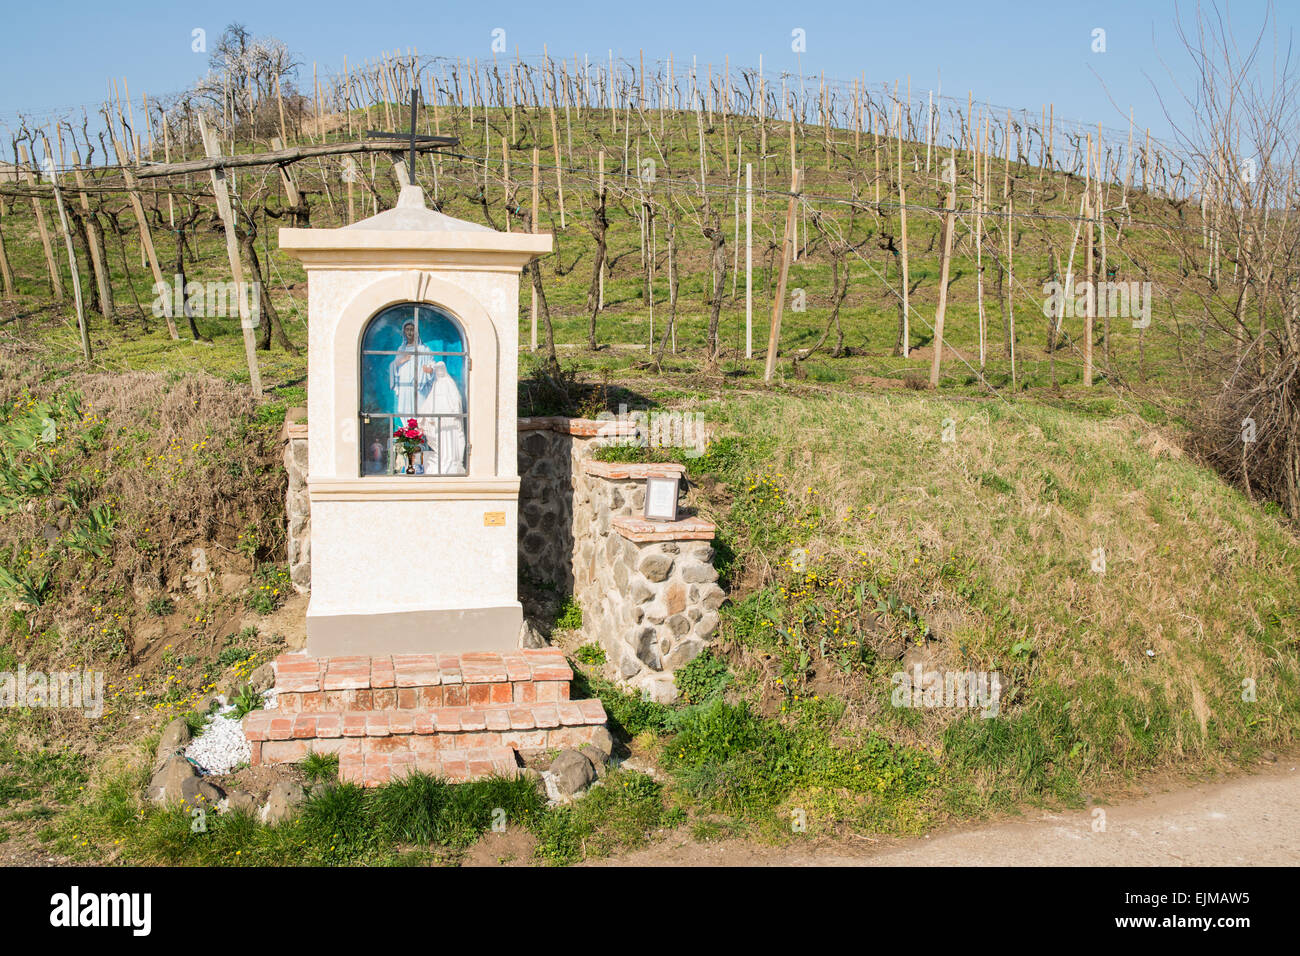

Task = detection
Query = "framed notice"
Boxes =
[643,475,680,521]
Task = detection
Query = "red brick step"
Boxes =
[247,648,606,787]
[339,745,519,787]
[244,698,608,785]
[272,649,573,713]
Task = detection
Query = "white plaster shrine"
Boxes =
[279,184,551,656]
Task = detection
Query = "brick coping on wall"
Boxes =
[581,460,687,480]
[610,514,716,542]
[280,406,309,444]
[517,415,639,437]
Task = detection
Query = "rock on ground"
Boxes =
[148,754,225,809]
[260,780,306,825]
[548,749,597,797]
[519,620,548,649]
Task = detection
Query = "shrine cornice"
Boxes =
[307,476,521,501]
[279,228,552,272]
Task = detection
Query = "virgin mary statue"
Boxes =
[418,361,467,475]
[390,320,422,417]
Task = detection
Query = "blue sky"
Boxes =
[0,0,1289,146]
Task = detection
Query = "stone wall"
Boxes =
[516,420,581,592]
[282,410,310,594]
[518,418,725,702]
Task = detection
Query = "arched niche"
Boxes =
[328,271,499,478]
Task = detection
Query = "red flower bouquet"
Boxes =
[392,418,426,473]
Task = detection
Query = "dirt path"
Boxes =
[590,758,1300,866]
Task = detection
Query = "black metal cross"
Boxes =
[366,85,458,181]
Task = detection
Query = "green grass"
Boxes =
[533,769,681,865]
[659,698,938,830]
[38,377,1300,859]
[0,738,89,810]
[300,751,339,784]
[8,359,1299,866]
[57,764,595,866]
[0,731,90,849]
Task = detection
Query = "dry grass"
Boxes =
[696,388,1300,804]
[0,350,288,734]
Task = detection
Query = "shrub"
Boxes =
[245,564,291,614]
[581,674,671,735]
[182,707,215,737]
[532,769,676,865]
[228,685,263,719]
[370,772,545,847]
[66,504,115,557]
[554,597,583,631]
[673,650,730,704]
[370,772,452,844]
[217,646,255,667]
[573,643,606,666]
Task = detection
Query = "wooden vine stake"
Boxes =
[1084,193,1094,387]
[111,138,176,339]
[975,119,986,369]
[1004,108,1015,387]
[930,151,957,388]
[275,73,288,143]
[1007,194,1016,389]
[545,53,566,229]
[1097,124,1110,368]
[897,104,910,358]
[198,115,263,398]
[746,161,753,358]
[17,145,62,301]
[764,168,801,384]
[502,136,511,233]
[0,198,15,296]
[346,158,356,224]
[598,149,606,308]
[46,139,90,362]
[71,150,113,322]
[789,105,798,262]
[531,146,540,351]
[270,137,302,208]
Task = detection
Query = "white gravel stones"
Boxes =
[183,692,273,775]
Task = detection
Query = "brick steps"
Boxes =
[245,699,608,785]
[247,648,607,786]
[246,698,607,742]
[272,648,572,712]
[338,746,520,787]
